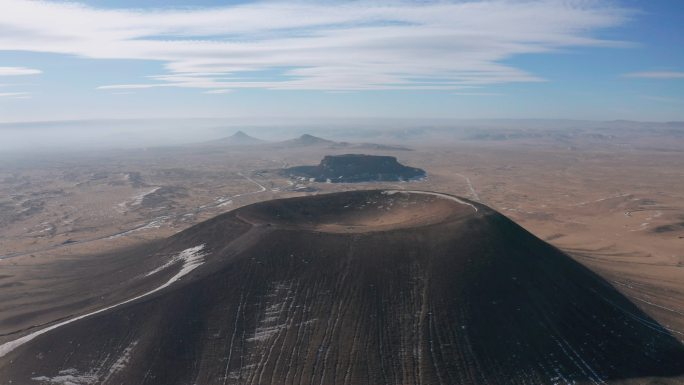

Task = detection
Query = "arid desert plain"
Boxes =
[1,122,683,384]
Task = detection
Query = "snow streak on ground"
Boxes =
[31,368,98,384]
[101,340,139,383]
[383,190,479,212]
[116,187,160,211]
[145,244,206,277]
[247,282,292,343]
[106,216,170,239]
[130,187,161,206]
[0,245,208,358]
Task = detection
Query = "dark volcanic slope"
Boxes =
[1,191,683,385]
[283,154,426,182]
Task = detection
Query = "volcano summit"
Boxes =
[1,190,683,384]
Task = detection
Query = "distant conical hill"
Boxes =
[210,130,266,145]
[274,133,336,147]
[1,190,683,384]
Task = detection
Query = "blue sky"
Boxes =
[0,0,682,122]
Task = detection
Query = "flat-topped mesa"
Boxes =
[283,153,426,182]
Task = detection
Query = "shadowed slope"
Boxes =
[0,190,683,385]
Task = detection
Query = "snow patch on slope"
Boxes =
[101,340,139,383]
[31,368,98,384]
[146,244,206,277]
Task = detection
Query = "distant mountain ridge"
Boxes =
[271,134,411,151]
[201,133,410,151]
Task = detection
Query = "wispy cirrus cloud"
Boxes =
[204,89,232,94]
[0,66,41,76]
[452,92,504,96]
[0,91,31,99]
[0,66,40,99]
[623,71,684,79]
[0,0,632,92]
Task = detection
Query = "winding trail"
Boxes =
[453,173,480,201]
[383,190,478,212]
[236,172,267,195]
